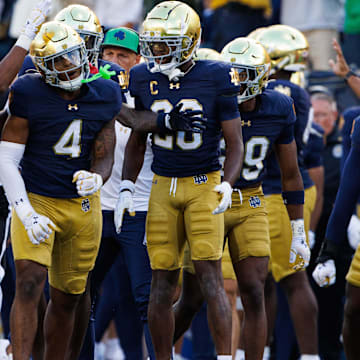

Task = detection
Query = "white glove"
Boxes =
[308,229,316,249]
[212,181,233,215]
[312,259,336,287]
[114,180,136,233]
[72,170,103,197]
[22,211,57,245]
[16,0,52,50]
[347,214,360,250]
[289,219,311,270]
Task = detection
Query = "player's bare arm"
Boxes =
[308,165,324,232]
[1,114,29,144]
[0,0,52,94]
[90,118,116,183]
[275,140,304,220]
[116,103,206,133]
[122,130,147,183]
[329,38,360,99]
[116,104,158,132]
[221,117,244,186]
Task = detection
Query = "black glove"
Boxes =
[316,238,339,264]
[157,103,207,133]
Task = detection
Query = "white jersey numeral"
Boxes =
[151,99,203,151]
[242,136,270,181]
[53,119,82,158]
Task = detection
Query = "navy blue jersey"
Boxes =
[326,117,360,245]
[341,106,360,170]
[263,80,313,194]
[18,55,127,102]
[9,73,122,198]
[129,60,241,177]
[304,123,324,169]
[229,90,295,188]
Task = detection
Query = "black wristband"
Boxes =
[316,238,339,263]
[344,70,357,82]
[156,112,167,131]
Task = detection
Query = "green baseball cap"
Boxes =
[102,27,139,54]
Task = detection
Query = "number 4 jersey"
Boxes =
[229,89,296,189]
[129,60,241,177]
[9,73,122,198]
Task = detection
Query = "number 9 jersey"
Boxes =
[129,60,241,177]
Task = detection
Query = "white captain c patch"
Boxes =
[193,174,208,185]
[249,195,261,208]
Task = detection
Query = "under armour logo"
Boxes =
[81,199,90,212]
[68,104,78,111]
[114,30,125,41]
[193,174,208,185]
[249,195,261,208]
[241,120,251,127]
[169,82,180,90]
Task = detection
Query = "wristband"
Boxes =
[119,180,135,194]
[15,34,32,51]
[282,190,304,205]
[290,219,305,237]
[344,70,357,82]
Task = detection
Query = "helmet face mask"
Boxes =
[78,29,104,65]
[232,64,271,103]
[31,21,90,92]
[140,32,198,73]
[140,1,201,79]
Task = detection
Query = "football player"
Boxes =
[312,115,360,360]
[174,37,306,360]
[0,20,203,360]
[116,2,244,358]
[0,21,121,360]
[257,25,319,360]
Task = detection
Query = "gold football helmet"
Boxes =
[247,27,267,40]
[256,24,309,74]
[140,1,201,79]
[220,37,271,103]
[55,4,103,65]
[194,48,220,61]
[30,21,89,91]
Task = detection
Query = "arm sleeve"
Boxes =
[341,112,359,171]
[325,118,360,245]
[0,141,34,219]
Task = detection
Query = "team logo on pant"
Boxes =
[193,174,208,185]
[81,198,90,212]
[249,195,261,208]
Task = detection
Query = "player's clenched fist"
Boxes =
[72,170,103,197]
